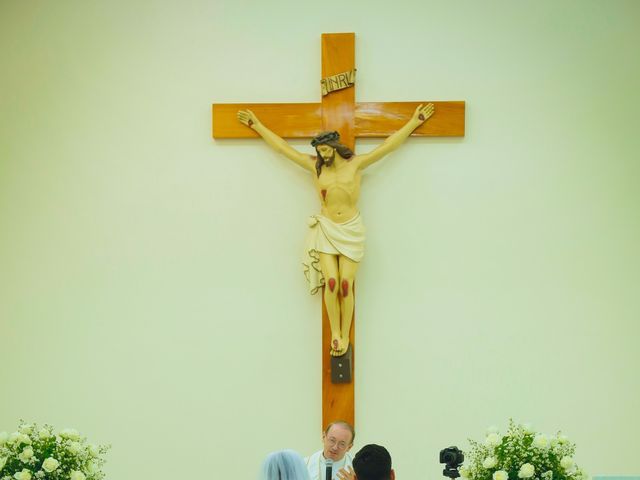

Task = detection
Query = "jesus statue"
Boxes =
[237,103,434,356]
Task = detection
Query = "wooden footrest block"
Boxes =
[331,345,353,383]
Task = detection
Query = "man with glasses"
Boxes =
[305,421,356,480]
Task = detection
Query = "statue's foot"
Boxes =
[330,336,348,357]
[330,336,342,355]
[339,336,350,356]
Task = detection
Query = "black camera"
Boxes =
[439,446,464,479]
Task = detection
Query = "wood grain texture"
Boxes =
[355,101,465,137]
[212,101,465,139]
[321,33,356,147]
[212,103,322,139]
[321,32,356,429]
[322,287,355,428]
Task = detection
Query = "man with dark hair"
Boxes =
[305,421,356,480]
[352,444,395,480]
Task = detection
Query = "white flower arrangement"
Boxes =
[0,421,109,480]
[461,420,587,480]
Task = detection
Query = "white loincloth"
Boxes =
[303,212,366,295]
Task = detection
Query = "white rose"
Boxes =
[522,423,534,434]
[38,429,51,440]
[59,429,80,441]
[460,467,470,479]
[0,457,7,471]
[533,434,549,449]
[86,462,96,474]
[0,432,8,445]
[19,447,34,463]
[9,432,21,444]
[483,457,498,469]
[42,458,60,473]
[558,434,569,444]
[485,433,502,447]
[493,470,509,480]
[19,435,32,446]
[67,442,82,455]
[70,471,86,480]
[18,425,33,435]
[13,469,32,480]
[518,464,535,479]
[87,444,100,457]
[560,457,574,471]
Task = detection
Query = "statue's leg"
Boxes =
[338,255,359,353]
[319,252,343,355]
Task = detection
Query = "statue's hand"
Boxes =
[237,109,260,128]
[412,103,435,124]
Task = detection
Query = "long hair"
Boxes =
[311,131,354,177]
[260,449,310,480]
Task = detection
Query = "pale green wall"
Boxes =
[1,0,639,478]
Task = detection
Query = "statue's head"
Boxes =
[311,131,354,177]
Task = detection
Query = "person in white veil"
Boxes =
[261,449,310,480]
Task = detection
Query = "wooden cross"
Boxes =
[212,32,465,429]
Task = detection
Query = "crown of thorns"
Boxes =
[311,131,340,147]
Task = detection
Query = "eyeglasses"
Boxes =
[326,437,349,450]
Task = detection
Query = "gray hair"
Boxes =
[261,449,310,480]
[325,421,355,445]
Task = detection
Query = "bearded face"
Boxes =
[316,145,336,166]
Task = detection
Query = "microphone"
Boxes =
[325,459,333,480]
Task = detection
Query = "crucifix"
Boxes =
[212,33,465,428]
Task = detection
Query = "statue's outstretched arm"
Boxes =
[357,103,434,170]
[237,109,314,173]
